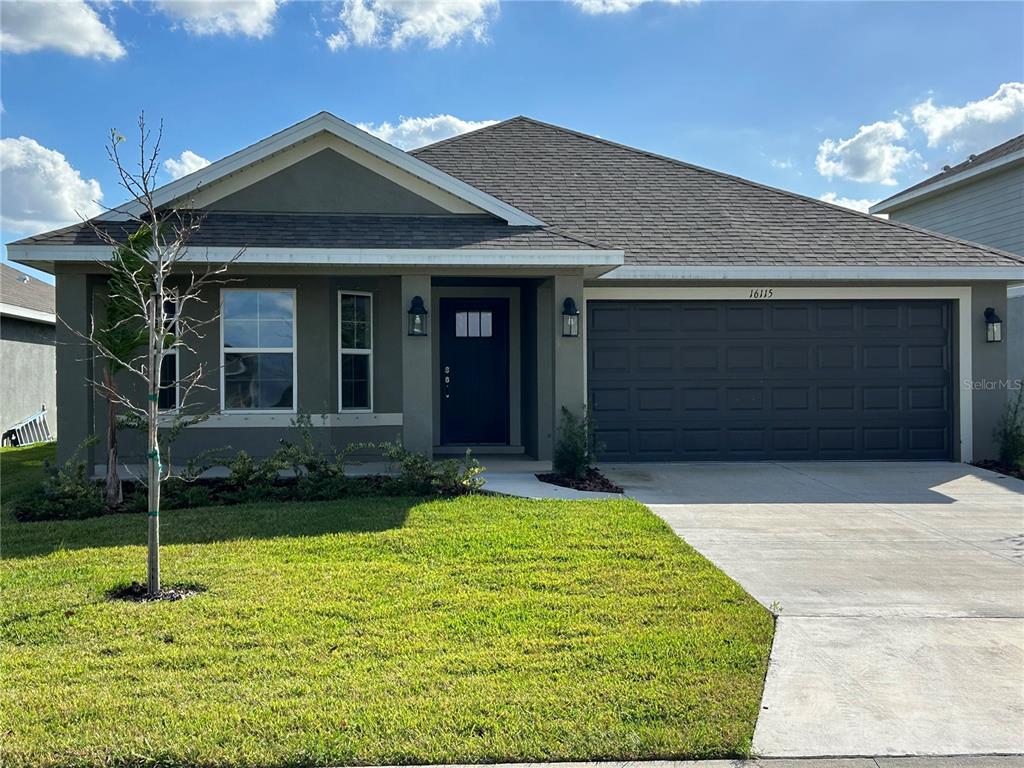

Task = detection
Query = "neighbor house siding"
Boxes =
[0,316,56,435]
[888,164,1024,256]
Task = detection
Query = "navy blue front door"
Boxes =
[439,298,510,445]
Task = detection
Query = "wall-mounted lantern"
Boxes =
[408,295,429,336]
[562,297,580,337]
[984,307,1003,343]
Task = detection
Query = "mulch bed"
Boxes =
[536,468,623,494]
[973,460,1024,480]
[106,582,207,603]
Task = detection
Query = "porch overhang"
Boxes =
[8,245,625,279]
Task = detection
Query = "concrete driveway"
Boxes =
[603,461,1024,758]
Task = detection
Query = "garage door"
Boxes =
[587,300,955,461]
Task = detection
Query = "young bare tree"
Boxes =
[73,114,241,595]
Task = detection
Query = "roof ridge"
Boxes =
[469,116,1024,266]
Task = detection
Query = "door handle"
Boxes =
[443,365,451,399]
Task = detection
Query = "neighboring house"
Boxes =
[8,113,1024,470]
[0,262,57,440]
[871,133,1024,392]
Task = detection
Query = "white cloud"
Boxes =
[816,120,917,186]
[157,0,280,38]
[768,157,793,170]
[911,82,1024,153]
[819,192,880,214]
[572,0,696,13]
[326,0,497,50]
[163,149,211,180]
[0,0,125,59]
[0,137,104,233]
[358,114,497,150]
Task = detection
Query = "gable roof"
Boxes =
[100,112,544,227]
[0,263,55,323]
[871,133,1024,214]
[414,116,1024,269]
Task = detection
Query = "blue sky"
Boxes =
[2,0,1023,278]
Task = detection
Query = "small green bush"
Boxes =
[552,406,597,480]
[14,438,105,522]
[378,441,484,495]
[996,385,1024,467]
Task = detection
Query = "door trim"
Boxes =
[432,287,521,447]
[584,286,973,462]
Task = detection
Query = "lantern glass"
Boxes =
[563,313,579,337]
[407,296,429,336]
[984,307,1003,343]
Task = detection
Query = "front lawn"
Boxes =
[1,443,772,768]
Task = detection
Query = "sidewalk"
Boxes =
[361,758,1024,768]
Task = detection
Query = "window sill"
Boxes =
[187,412,402,429]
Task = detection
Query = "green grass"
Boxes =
[1,443,773,768]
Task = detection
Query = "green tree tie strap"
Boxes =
[149,394,159,402]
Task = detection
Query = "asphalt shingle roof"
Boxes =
[875,132,1024,206]
[413,117,1024,268]
[11,213,606,251]
[0,263,54,314]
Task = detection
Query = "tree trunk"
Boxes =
[104,368,122,508]
[146,300,161,596]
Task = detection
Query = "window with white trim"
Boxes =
[339,292,372,411]
[222,289,295,411]
[158,299,179,410]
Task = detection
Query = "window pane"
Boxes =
[159,354,177,410]
[455,312,467,337]
[258,379,293,409]
[480,311,492,338]
[258,353,293,380]
[259,291,294,319]
[259,319,293,348]
[224,319,259,348]
[341,353,370,409]
[468,311,480,337]
[224,352,293,410]
[224,291,258,319]
[224,353,257,409]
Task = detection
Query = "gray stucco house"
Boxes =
[8,113,1024,470]
[871,133,1023,392]
[1,262,57,440]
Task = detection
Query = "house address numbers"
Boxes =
[747,288,775,299]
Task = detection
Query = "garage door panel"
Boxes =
[587,299,954,461]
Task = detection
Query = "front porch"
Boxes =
[53,268,589,470]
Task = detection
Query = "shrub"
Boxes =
[14,438,105,522]
[996,385,1024,468]
[552,406,598,480]
[378,441,484,496]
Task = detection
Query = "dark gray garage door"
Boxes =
[588,300,955,461]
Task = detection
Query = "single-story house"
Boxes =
[0,262,57,442]
[870,133,1023,392]
[8,113,1024,470]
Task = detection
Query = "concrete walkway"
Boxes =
[602,462,1024,758]
[363,759,1024,768]
[481,457,624,500]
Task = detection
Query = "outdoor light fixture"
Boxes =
[562,297,580,337]
[984,307,1003,343]
[408,295,428,336]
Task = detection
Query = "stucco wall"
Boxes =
[0,316,57,436]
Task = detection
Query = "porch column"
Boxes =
[401,274,433,456]
[55,272,95,466]
[552,274,585,456]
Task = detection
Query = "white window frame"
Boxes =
[338,290,373,413]
[220,287,298,414]
[159,296,180,412]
